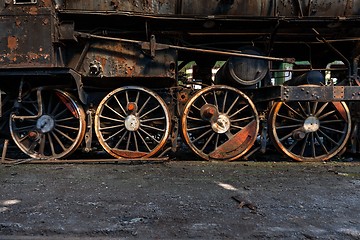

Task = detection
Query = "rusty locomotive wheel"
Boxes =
[10,88,86,159]
[95,86,171,159]
[268,101,351,161]
[181,85,259,161]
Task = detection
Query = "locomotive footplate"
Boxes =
[247,86,360,103]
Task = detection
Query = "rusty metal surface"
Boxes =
[181,0,358,17]
[61,0,360,17]
[77,40,177,79]
[181,85,259,161]
[268,101,352,162]
[63,0,176,14]
[0,5,55,68]
[209,120,258,160]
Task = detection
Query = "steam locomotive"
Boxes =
[1,0,360,162]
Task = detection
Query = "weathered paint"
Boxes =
[80,41,177,79]
[7,36,18,51]
[61,0,360,17]
[0,6,55,68]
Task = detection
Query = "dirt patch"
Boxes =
[1,160,360,239]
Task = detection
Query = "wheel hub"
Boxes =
[36,115,55,133]
[200,104,219,121]
[125,114,140,131]
[212,114,231,134]
[303,116,320,133]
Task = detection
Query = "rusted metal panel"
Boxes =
[277,0,355,17]
[0,6,55,68]
[64,0,176,14]
[209,120,257,160]
[60,0,360,17]
[181,0,275,16]
[182,0,359,17]
[78,41,177,79]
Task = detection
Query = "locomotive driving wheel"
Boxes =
[95,86,171,159]
[268,101,351,161]
[10,88,86,159]
[181,85,259,161]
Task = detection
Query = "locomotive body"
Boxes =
[1,0,360,161]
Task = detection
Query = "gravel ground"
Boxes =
[0,159,360,239]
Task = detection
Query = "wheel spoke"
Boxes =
[126,131,131,151]
[133,132,139,152]
[226,96,240,115]
[139,128,160,144]
[114,130,128,149]
[10,89,86,159]
[319,125,345,134]
[56,117,78,122]
[312,102,318,115]
[140,123,165,132]
[315,131,328,154]
[51,101,61,115]
[221,90,228,113]
[276,113,304,123]
[229,105,248,119]
[54,128,75,142]
[201,133,215,151]
[99,123,124,131]
[38,134,46,156]
[51,131,66,152]
[315,102,329,117]
[99,114,125,123]
[136,131,151,152]
[318,110,336,120]
[300,133,310,157]
[213,91,218,108]
[320,119,344,124]
[279,131,295,142]
[140,117,165,123]
[114,95,127,115]
[310,132,316,157]
[181,86,258,161]
[105,103,126,119]
[318,129,339,146]
[297,102,308,117]
[12,124,34,132]
[137,96,151,116]
[201,95,208,104]
[229,116,255,123]
[56,124,79,131]
[187,124,211,132]
[140,105,160,119]
[284,103,306,119]
[269,101,350,161]
[287,139,298,151]
[95,86,170,158]
[54,108,68,119]
[192,128,213,143]
[276,124,303,130]
[48,133,56,156]
[104,128,126,142]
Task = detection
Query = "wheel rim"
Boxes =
[269,101,351,161]
[181,85,259,161]
[10,89,86,159]
[95,86,171,158]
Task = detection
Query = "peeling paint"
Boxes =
[7,36,18,51]
[29,6,38,15]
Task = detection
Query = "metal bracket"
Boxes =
[84,107,94,153]
[333,86,345,100]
